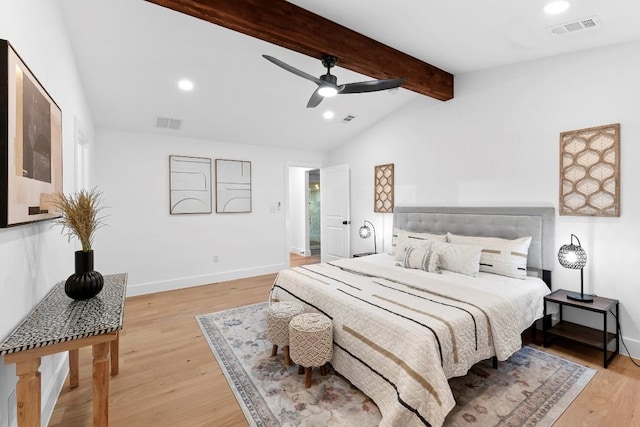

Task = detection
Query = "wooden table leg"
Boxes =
[92,342,110,427]
[69,349,79,388]
[110,331,119,376]
[15,357,41,427]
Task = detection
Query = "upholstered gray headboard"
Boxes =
[393,206,555,285]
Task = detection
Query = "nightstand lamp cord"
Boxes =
[609,309,640,368]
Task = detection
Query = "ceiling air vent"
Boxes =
[341,114,357,124]
[155,116,182,130]
[549,16,602,36]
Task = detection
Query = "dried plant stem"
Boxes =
[52,188,107,251]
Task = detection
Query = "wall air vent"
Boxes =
[155,116,182,130]
[341,114,357,124]
[549,16,602,36]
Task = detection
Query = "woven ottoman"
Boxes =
[266,301,304,366]
[289,313,333,388]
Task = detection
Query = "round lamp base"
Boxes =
[566,292,594,303]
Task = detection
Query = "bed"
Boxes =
[270,206,554,427]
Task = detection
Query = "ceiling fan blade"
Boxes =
[338,78,406,94]
[263,55,323,85]
[306,88,324,108]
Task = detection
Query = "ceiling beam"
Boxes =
[144,0,454,101]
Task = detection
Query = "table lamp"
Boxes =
[358,220,377,254]
[557,234,593,302]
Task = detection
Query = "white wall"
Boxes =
[328,40,640,358]
[0,1,95,426]
[93,130,325,295]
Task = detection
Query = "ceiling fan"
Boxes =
[263,54,406,108]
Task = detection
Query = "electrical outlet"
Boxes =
[8,390,16,426]
[212,255,219,263]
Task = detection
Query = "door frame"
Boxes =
[284,161,322,268]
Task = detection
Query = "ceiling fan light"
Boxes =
[318,86,338,97]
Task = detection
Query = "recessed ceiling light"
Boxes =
[323,111,335,120]
[178,79,194,91]
[544,1,571,15]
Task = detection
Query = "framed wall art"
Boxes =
[215,159,251,213]
[559,123,620,217]
[374,163,394,213]
[169,155,212,214]
[0,39,63,227]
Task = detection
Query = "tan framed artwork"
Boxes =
[1,39,63,227]
[559,123,620,217]
[374,163,394,213]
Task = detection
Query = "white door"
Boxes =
[320,164,350,262]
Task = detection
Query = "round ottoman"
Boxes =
[289,313,333,388]
[266,301,304,366]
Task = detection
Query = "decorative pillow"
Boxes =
[394,235,433,261]
[402,247,440,273]
[447,233,532,280]
[392,228,447,257]
[431,240,482,277]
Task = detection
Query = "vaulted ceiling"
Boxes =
[59,0,640,151]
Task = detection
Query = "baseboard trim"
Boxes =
[620,336,640,360]
[42,353,69,427]
[126,263,287,297]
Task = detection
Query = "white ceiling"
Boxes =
[59,0,640,151]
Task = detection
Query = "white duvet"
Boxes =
[270,254,550,427]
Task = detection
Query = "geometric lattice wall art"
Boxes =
[374,163,394,213]
[559,123,620,217]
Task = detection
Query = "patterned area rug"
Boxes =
[196,302,596,427]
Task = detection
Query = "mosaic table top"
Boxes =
[0,273,128,356]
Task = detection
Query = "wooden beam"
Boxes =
[144,0,454,101]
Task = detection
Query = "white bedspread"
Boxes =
[270,254,550,427]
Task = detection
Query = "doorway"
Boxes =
[285,163,350,265]
[287,165,320,258]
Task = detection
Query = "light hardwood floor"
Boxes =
[50,253,639,426]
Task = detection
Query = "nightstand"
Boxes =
[353,252,375,258]
[543,289,619,368]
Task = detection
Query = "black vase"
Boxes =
[65,250,104,300]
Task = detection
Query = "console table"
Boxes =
[0,273,127,426]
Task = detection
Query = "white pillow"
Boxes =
[402,247,440,273]
[447,233,532,280]
[431,240,482,277]
[394,235,433,261]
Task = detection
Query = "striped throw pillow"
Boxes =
[402,247,440,273]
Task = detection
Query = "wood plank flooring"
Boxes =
[50,253,639,426]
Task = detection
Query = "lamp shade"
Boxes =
[359,225,371,239]
[557,234,587,269]
[358,220,377,254]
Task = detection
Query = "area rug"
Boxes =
[196,302,596,427]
